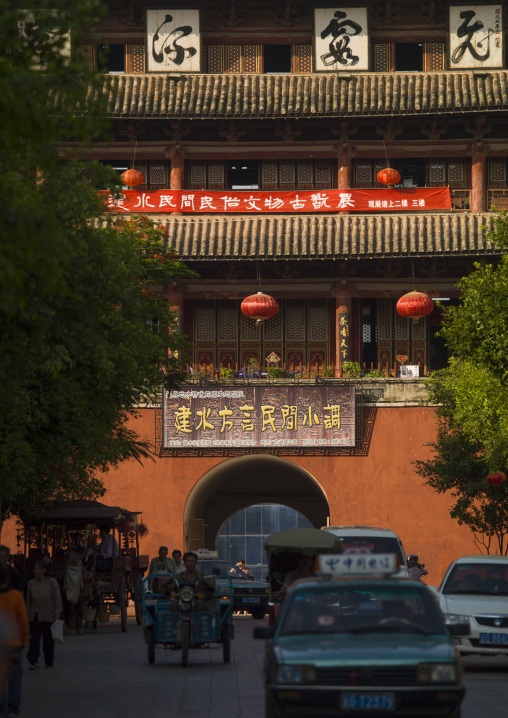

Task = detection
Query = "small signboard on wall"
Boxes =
[449,5,503,69]
[146,8,201,72]
[314,7,369,71]
[400,365,420,378]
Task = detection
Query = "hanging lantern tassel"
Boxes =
[396,291,434,319]
[487,471,507,489]
[241,292,279,324]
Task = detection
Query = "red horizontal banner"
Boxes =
[102,187,451,214]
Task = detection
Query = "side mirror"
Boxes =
[253,626,274,640]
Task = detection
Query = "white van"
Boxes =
[321,525,409,577]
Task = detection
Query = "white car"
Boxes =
[439,555,508,656]
[321,525,409,577]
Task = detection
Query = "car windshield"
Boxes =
[338,537,405,565]
[442,563,508,595]
[196,560,251,580]
[280,584,445,637]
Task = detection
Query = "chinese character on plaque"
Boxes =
[146,9,201,72]
[314,7,369,72]
[449,5,503,69]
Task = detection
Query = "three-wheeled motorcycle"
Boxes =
[142,570,234,667]
[265,527,342,625]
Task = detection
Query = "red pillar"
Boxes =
[170,145,184,216]
[338,146,352,189]
[335,284,352,376]
[471,143,487,212]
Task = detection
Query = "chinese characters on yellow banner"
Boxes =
[163,386,355,448]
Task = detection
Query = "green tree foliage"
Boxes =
[415,215,508,553]
[0,2,197,521]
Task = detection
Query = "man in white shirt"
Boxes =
[95,526,120,572]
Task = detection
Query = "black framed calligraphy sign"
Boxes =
[314,7,369,71]
[146,8,201,72]
[449,4,503,69]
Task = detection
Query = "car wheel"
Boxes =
[449,707,461,718]
[251,607,267,620]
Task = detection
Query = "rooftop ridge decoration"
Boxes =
[105,71,508,119]
[152,212,498,260]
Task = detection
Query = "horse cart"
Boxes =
[17,499,149,632]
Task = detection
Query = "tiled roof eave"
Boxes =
[106,71,508,119]
[153,212,501,260]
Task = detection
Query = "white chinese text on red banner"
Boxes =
[103,188,451,214]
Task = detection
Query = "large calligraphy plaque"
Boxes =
[163,386,355,449]
[449,5,503,68]
[314,7,369,72]
[146,9,200,73]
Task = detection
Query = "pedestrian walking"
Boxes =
[0,564,29,717]
[0,548,22,594]
[26,560,62,670]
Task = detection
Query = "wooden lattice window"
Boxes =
[355,160,373,187]
[315,159,332,188]
[208,160,225,189]
[150,161,166,188]
[207,45,224,73]
[373,44,391,72]
[489,157,507,187]
[76,44,93,70]
[293,45,312,72]
[308,300,328,341]
[428,159,446,185]
[297,159,314,189]
[218,300,237,341]
[425,42,445,71]
[195,300,216,341]
[286,300,306,342]
[221,45,261,73]
[262,160,278,190]
[190,160,207,190]
[127,45,145,73]
[448,159,465,187]
[279,160,296,188]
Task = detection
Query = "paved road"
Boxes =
[18,616,508,718]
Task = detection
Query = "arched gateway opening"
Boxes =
[183,455,329,551]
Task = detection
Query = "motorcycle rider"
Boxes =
[165,552,216,612]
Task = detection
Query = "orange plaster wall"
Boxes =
[2,406,476,587]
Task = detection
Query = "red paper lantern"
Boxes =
[377,168,402,187]
[396,291,434,319]
[241,292,279,324]
[120,169,145,187]
[487,471,507,489]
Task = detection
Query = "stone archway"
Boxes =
[183,455,329,550]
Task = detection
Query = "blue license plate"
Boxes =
[242,597,260,604]
[340,693,395,711]
[480,632,508,645]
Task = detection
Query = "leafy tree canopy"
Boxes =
[415,216,508,552]
[0,2,197,521]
